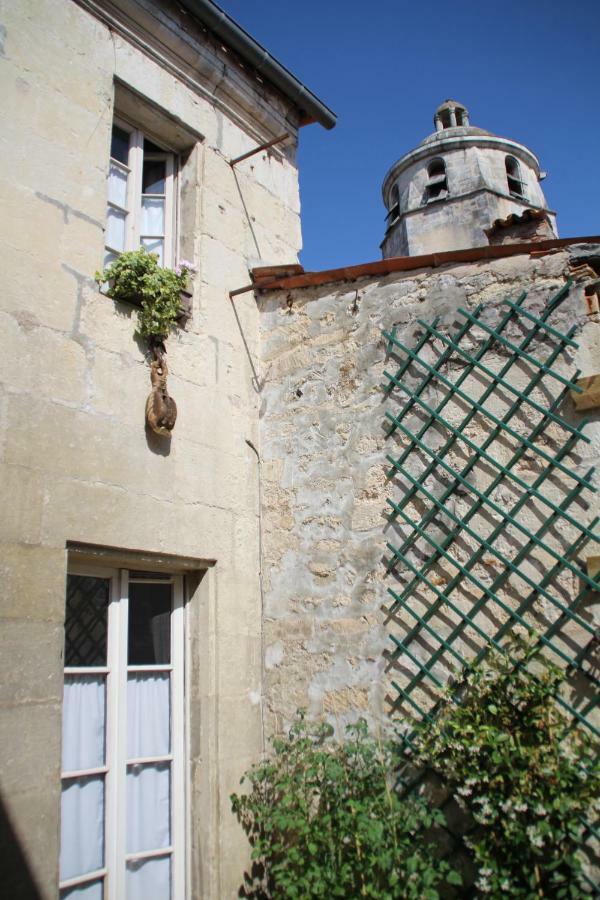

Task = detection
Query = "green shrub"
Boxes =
[410,644,599,897]
[231,714,460,899]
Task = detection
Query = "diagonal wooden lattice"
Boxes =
[381,280,599,738]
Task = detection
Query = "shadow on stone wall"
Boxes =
[0,794,44,900]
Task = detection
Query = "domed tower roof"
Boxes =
[380,101,556,259]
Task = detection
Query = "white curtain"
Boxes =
[60,777,104,881]
[127,673,170,758]
[127,856,171,900]
[127,764,170,853]
[60,677,106,882]
[61,674,171,891]
[127,674,171,874]
[106,206,126,251]
[62,676,105,772]
[141,198,165,236]
[107,163,128,208]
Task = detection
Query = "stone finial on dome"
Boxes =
[434,99,469,131]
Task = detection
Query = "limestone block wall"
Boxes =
[0,1,302,897]
[258,247,600,737]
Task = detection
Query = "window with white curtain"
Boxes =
[104,120,176,270]
[59,566,185,900]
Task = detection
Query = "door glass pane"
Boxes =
[111,125,130,165]
[60,879,104,900]
[65,576,109,667]
[106,206,127,252]
[127,673,170,759]
[141,197,165,236]
[107,162,128,208]
[126,763,170,853]
[140,237,164,266]
[128,583,171,664]
[127,855,171,900]
[142,160,166,194]
[60,776,104,881]
[62,675,106,771]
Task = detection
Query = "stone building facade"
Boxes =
[253,241,600,736]
[2,2,599,899]
[0,2,334,898]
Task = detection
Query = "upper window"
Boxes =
[505,155,525,199]
[105,121,176,269]
[425,158,448,202]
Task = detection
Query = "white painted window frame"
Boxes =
[60,564,187,900]
[105,117,177,268]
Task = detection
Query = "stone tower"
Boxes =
[381,99,556,258]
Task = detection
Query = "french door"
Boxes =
[59,566,185,900]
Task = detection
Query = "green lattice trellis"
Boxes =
[381,280,600,885]
[381,279,599,731]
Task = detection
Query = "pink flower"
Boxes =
[177,259,197,275]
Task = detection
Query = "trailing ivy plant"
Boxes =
[95,248,195,341]
[409,643,599,898]
[231,714,461,899]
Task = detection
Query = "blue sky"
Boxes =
[220,0,599,271]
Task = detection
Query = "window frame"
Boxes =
[386,184,400,228]
[505,154,526,200]
[425,157,449,203]
[59,563,187,900]
[104,117,178,269]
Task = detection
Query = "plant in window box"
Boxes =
[95,248,195,338]
[95,248,197,437]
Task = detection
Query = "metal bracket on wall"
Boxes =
[229,132,289,167]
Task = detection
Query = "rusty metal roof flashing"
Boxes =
[237,236,600,297]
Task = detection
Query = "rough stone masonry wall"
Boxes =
[258,247,600,737]
[0,2,301,897]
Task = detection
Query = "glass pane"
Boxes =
[106,206,127,252]
[141,197,165,236]
[127,855,170,900]
[60,879,103,900]
[60,776,104,881]
[103,249,118,269]
[65,576,109,667]
[140,237,163,266]
[142,160,166,194]
[107,162,128,208]
[111,125,130,165]
[126,764,170,853]
[127,673,170,759]
[128,582,171,664]
[62,675,106,771]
